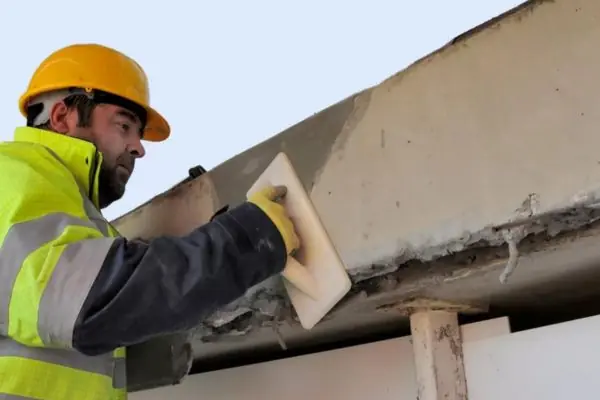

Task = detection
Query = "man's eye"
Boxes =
[119,123,130,132]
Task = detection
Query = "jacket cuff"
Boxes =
[212,201,288,275]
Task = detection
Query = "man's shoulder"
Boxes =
[0,141,56,181]
[0,140,48,162]
[0,141,80,213]
[0,140,69,172]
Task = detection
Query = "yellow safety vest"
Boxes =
[0,127,127,399]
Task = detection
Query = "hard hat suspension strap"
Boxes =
[25,87,148,134]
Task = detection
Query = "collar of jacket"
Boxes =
[13,126,103,208]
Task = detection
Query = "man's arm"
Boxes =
[0,153,290,355]
[72,201,287,356]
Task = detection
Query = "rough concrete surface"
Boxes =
[112,0,600,387]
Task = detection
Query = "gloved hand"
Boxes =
[248,185,300,254]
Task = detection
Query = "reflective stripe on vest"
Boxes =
[0,338,127,399]
[0,351,120,400]
[0,212,114,347]
[0,337,115,377]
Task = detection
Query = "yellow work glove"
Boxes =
[248,185,300,254]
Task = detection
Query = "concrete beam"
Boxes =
[114,0,600,389]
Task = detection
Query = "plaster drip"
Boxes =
[273,325,288,350]
[499,227,525,284]
[498,193,538,283]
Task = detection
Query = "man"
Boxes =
[0,43,300,399]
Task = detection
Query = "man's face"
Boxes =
[56,102,146,208]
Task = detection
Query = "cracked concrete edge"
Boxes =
[190,198,600,340]
[347,189,600,281]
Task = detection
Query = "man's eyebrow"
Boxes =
[115,109,140,124]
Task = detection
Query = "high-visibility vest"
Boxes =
[0,127,127,399]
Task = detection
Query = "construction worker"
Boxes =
[0,43,300,399]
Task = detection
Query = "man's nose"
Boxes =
[128,137,146,158]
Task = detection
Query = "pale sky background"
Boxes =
[1,1,523,220]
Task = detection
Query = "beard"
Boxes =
[98,164,125,209]
[97,153,134,209]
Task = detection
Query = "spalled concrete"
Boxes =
[113,0,600,390]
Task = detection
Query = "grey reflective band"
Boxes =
[0,337,114,378]
[37,237,114,347]
[0,213,96,336]
[112,357,127,389]
[0,212,114,347]
[0,394,37,399]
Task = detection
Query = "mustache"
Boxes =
[115,153,135,173]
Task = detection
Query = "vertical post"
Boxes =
[410,310,468,400]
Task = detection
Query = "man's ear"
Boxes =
[49,101,75,134]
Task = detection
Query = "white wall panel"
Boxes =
[132,317,509,399]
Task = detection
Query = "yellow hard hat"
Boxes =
[19,43,170,142]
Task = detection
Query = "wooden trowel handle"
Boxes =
[281,257,319,300]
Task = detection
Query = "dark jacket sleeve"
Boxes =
[72,202,287,356]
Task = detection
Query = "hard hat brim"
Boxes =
[144,106,170,142]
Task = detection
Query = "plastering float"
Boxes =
[247,152,352,330]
